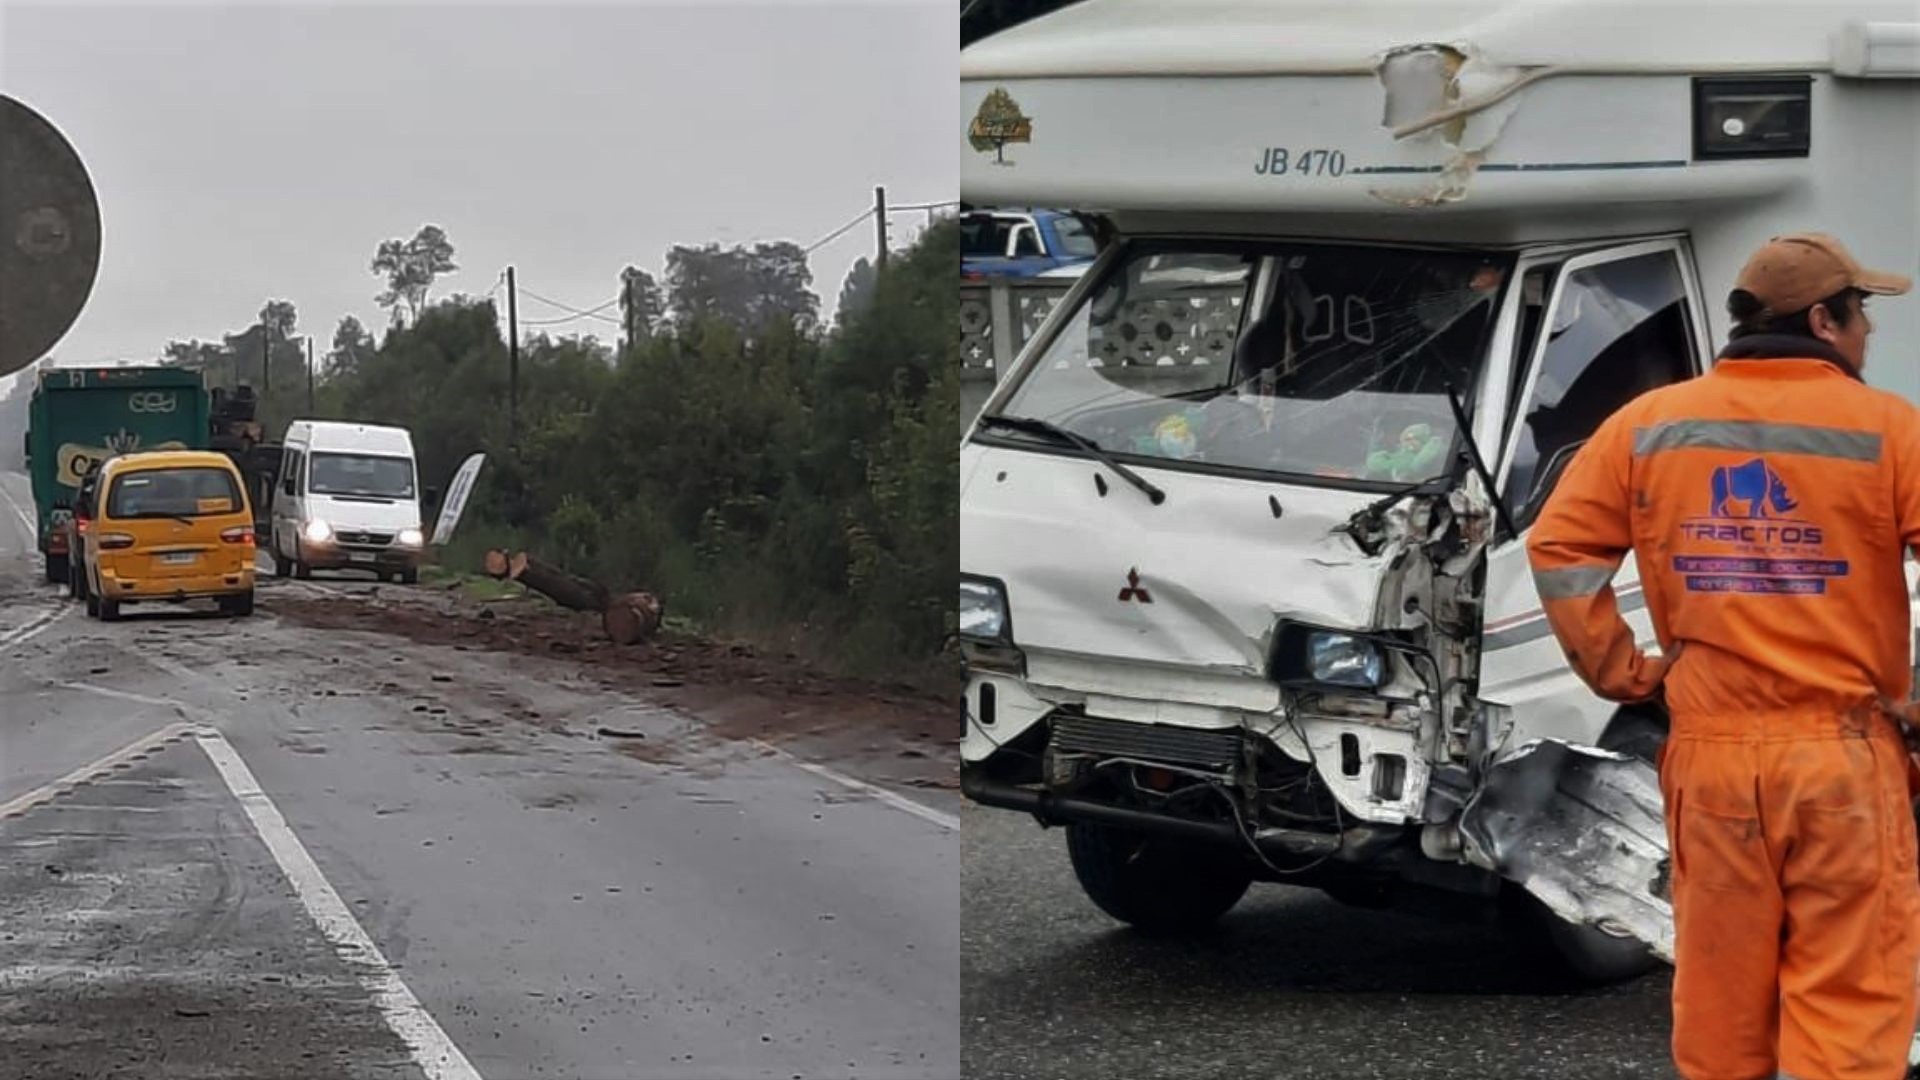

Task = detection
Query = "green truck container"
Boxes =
[23,366,211,582]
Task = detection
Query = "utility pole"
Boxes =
[874,186,888,271]
[261,316,271,391]
[622,270,636,353]
[506,266,519,444]
[305,335,314,413]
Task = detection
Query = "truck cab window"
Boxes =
[1504,250,1698,530]
[961,214,1018,259]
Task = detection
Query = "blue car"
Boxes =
[960,208,1100,280]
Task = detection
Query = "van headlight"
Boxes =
[397,527,424,547]
[303,519,333,543]
[960,576,1011,642]
[1307,632,1386,689]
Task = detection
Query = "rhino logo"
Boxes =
[1710,457,1798,519]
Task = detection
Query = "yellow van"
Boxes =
[84,450,257,620]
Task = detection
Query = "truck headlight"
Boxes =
[303,518,333,543]
[960,576,1011,642]
[397,527,424,547]
[1307,632,1386,689]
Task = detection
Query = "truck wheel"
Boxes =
[44,553,67,586]
[97,596,120,622]
[1065,821,1252,936]
[221,591,255,617]
[84,584,99,617]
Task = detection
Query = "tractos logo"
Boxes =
[127,391,178,414]
[1678,521,1824,546]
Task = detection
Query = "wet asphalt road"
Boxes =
[0,470,959,1080]
[960,803,1678,1080]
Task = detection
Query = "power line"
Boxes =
[520,309,621,328]
[519,286,621,320]
[804,207,876,254]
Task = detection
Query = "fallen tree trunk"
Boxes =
[477,549,663,643]
[509,553,609,613]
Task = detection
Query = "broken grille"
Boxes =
[1050,714,1243,775]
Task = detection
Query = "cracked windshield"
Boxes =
[991,245,1510,487]
[0,2,955,1078]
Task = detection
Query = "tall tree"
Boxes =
[665,241,818,337]
[836,256,879,326]
[260,299,297,338]
[619,266,666,348]
[371,225,459,325]
[328,314,375,377]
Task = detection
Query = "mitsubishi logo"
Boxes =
[1117,568,1153,604]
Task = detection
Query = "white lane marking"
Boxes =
[57,682,187,710]
[0,480,34,541]
[0,606,70,655]
[749,738,958,832]
[193,728,484,1080]
[0,721,197,820]
[133,651,208,688]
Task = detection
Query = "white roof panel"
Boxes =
[962,0,1920,78]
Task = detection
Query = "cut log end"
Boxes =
[482,549,511,579]
[508,552,530,581]
[603,592,664,645]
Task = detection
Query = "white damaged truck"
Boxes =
[958,0,1920,985]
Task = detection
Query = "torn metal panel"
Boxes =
[1371,44,1533,207]
[1458,739,1675,962]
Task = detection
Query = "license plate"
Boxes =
[160,552,197,566]
[348,552,375,563]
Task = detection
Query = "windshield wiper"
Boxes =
[1353,476,1446,530]
[977,414,1166,506]
[1443,380,1521,541]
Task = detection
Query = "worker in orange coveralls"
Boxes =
[1526,233,1919,1080]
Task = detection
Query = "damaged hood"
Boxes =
[961,442,1400,676]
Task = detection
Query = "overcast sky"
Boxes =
[0,0,954,389]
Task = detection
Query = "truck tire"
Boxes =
[1528,710,1667,985]
[84,585,99,618]
[97,596,120,622]
[44,553,67,585]
[272,541,290,579]
[1066,821,1252,936]
[221,591,255,617]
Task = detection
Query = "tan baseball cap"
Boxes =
[1734,232,1912,318]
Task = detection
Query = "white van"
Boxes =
[959,0,1920,987]
[269,420,429,584]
